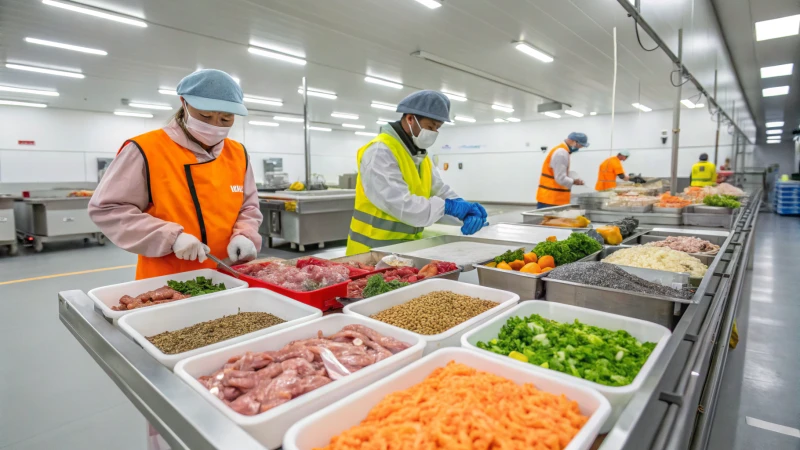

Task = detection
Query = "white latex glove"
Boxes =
[172,233,207,263]
[227,235,257,263]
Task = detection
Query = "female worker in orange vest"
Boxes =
[89,69,263,281]
[536,132,589,208]
[595,150,631,190]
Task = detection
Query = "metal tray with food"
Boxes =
[621,229,729,247]
[690,205,737,214]
[583,246,715,287]
[519,214,593,230]
[651,205,685,215]
[473,261,551,301]
[600,204,654,213]
[521,204,584,219]
[373,235,533,271]
[584,210,683,226]
[682,205,740,228]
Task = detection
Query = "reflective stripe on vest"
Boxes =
[346,133,432,256]
[118,130,247,280]
[536,143,572,205]
[691,161,716,186]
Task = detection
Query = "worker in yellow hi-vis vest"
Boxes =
[691,153,717,187]
[345,90,488,255]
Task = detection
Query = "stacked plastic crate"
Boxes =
[774,181,800,215]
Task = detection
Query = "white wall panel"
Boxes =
[0,150,86,183]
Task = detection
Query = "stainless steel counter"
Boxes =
[14,196,104,252]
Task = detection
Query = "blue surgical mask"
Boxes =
[569,146,580,153]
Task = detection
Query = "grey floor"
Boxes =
[1,209,796,450]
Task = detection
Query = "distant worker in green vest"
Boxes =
[345,90,488,255]
[690,153,717,187]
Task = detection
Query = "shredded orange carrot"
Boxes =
[315,361,589,450]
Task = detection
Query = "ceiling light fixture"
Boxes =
[128,102,173,110]
[680,99,697,108]
[766,121,784,128]
[25,37,107,55]
[342,123,365,129]
[331,112,359,120]
[42,0,147,27]
[308,126,332,132]
[364,76,403,89]
[243,96,283,106]
[564,110,584,117]
[158,88,177,96]
[766,129,782,135]
[542,112,561,118]
[249,121,279,127]
[632,102,652,112]
[413,0,442,9]
[454,115,476,122]
[273,115,304,123]
[0,85,59,96]
[767,137,781,141]
[443,92,467,102]
[590,112,597,116]
[355,131,378,137]
[0,99,47,108]
[695,103,705,108]
[760,63,794,78]
[494,118,507,123]
[763,86,789,97]
[6,63,84,78]
[491,104,514,113]
[376,120,389,125]
[114,111,152,118]
[513,41,554,63]
[298,87,337,99]
[506,117,521,122]
[767,141,780,144]
[371,101,397,111]
[755,14,800,41]
[249,46,307,65]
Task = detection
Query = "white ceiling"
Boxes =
[0,0,759,136]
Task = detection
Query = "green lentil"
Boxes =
[370,290,497,335]
[147,311,285,354]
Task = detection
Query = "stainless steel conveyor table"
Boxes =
[15,196,105,252]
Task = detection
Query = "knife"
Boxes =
[207,253,243,278]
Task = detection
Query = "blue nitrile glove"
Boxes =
[461,214,487,235]
[444,198,471,220]
[471,202,488,220]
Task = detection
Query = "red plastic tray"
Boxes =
[294,256,371,278]
[229,262,346,311]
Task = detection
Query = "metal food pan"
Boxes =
[690,205,736,215]
[601,204,653,213]
[585,210,683,226]
[519,214,593,231]
[521,204,584,221]
[652,206,684,215]
[621,230,728,247]
[682,207,740,228]
[585,246,714,287]
[540,277,692,330]
[472,261,549,300]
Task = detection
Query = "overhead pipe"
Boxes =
[301,77,311,187]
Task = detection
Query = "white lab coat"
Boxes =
[550,146,576,188]
[359,124,460,228]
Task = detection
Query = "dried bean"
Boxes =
[147,312,286,354]
[370,291,497,335]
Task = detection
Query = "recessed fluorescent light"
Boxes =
[632,102,652,112]
[494,118,507,123]
[331,112,359,120]
[25,37,107,55]
[114,111,152,118]
[376,120,389,125]
[564,110,584,117]
[755,14,800,41]
[454,115,476,122]
[298,87,337,100]
[680,99,697,108]
[0,85,59,96]
[761,63,794,78]
[491,104,514,113]
[355,131,378,137]
[243,96,283,106]
[342,123,365,129]
[766,129,782,135]
[766,121,784,128]
[413,0,442,9]
[6,63,84,79]
[308,126,332,132]
[371,101,397,111]
[695,103,704,108]
[767,137,781,141]
[590,112,597,116]
[506,117,521,122]
[513,41,554,63]
[364,76,403,89]
[542,112,561,118]
[273,116,304,123]
[249,46,307,65]
[128,102,173,110]
[42,0,147,27]
[0,100,47,108]
[763,86,789,97]
[249,121,279,127]
[158,88,178,96]
[443,92,467,102]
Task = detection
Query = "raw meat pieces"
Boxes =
[111,286,190,311]
[345,261,459,298]
[238,261,351,292]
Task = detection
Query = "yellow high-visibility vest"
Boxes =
[691,161,716,186]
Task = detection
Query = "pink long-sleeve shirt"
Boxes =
[89,119,263,257]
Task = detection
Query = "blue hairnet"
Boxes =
[619,149,631,157]
[568,132,589,147]
[396,90,450,123]
[177,69,248,116]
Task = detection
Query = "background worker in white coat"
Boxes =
[346,90,487,255]
[536,132,589,208]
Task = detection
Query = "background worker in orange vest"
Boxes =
[89,69,263,282]
[595,150,631,190]
[536,132,589,208]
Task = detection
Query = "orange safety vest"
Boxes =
[595,156,624,191]
[536,143,572,205]
[118,129,248,280]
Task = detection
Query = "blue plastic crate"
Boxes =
[775,207,800,216]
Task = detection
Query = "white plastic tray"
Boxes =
[343,278,519,355]
[118,288,322,369]
[88,268,248,322]
[284,348,611,450]
[461,301,671,432]
[174,315,426,450]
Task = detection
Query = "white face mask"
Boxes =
[408,115,438,149]
[183,106,231,147]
